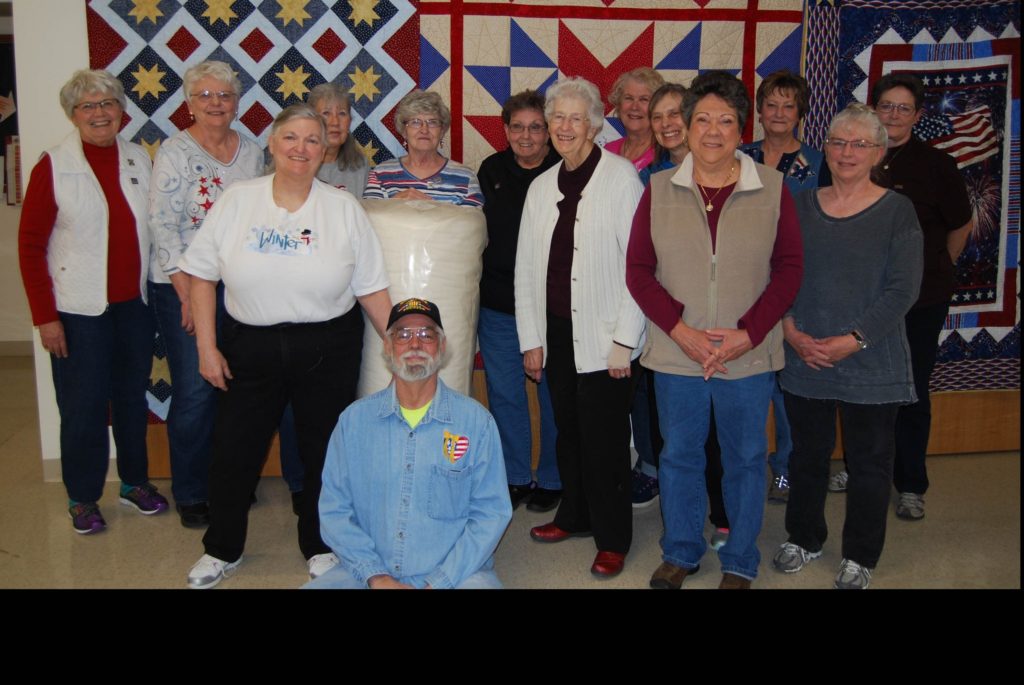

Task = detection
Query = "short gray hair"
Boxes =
[183,60,242,100]
[829,102,888,148]
[544,77,605,133]
[394,90,451,136]
[269,102,327,141]
[308,83,365,171]
[608,67,664,109]
[59,69,126,119]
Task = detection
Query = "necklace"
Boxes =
[883,144,905,171]
[695,164,735,212]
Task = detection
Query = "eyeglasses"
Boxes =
[825,138,882,151]
[75,99,121,113]
[191,90,237,103]
[875,102,916,115]
[549,113,587,128]
[391,327,440,344]
[508,122,546,134]
[406,118,442,129]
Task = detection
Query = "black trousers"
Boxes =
[894,301,948,495]
[545,315,636,554]
[784,392,899,568]
[203,307,364,563]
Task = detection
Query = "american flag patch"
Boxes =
[443,430,469,463]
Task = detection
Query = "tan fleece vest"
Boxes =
[641,165,786,379]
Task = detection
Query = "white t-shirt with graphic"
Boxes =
[180,174,389,326]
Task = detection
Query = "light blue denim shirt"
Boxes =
[319,379,512,589]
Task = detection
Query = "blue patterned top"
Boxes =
[740,140,830,196]
[362,158,484,207]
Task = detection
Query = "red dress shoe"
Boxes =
[591,551,626,578]
[529,522,592,543]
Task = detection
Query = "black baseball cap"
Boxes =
[386,298,444,331]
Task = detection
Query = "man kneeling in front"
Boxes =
[305,298,512,589]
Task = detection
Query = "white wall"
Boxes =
[13,0,89,472]
[0,12,32,343]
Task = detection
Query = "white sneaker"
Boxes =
[187,554,241,590]
[772,542,822,573]
[307,552,339,579]
[834,558,872,589]
[828,469,849,493]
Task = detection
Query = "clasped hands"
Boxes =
[670,320,752,380]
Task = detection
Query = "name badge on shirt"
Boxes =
[442,430,469,463]
[247,226,317,256]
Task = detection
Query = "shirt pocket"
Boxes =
[427,465,472,520]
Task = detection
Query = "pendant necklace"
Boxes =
[883,144,904,171]
[696,164,735,212]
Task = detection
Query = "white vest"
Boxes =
[45,131,151,315]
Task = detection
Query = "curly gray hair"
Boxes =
[544,77,605,133]
[59,69,126,119]
[182,60,242,101]
[394,90,451,136]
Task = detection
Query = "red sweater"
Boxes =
[626,182,802,348]
[19,143,141,325]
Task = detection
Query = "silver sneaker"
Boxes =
[772,542,822,573]
[307,552,339,579]
[710,528,729,551]
[895,492,925,520]
[768,473,790,503]
[188,553,241,589]
[828,469,849,493]
[834,558,872,589]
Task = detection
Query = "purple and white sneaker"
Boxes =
[119,483,170,515]
[69,502,107,534]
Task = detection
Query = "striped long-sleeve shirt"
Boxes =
[362,158,484,207]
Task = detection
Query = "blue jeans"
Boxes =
[631,368,662,478]
[52,298,154,503]
[303,564,503,589]
[477,307,560,489]
[149,282,217,506]
[769,374,792,477]
[654,371,774,579]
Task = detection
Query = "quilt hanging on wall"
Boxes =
[85,0,805,418]
[804,0,1021,393]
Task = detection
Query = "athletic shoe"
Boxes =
[768,473,790,503]
[772,542,822,573]
[895,492,925,520]
[828,470,849,493]
[119,483,169,515]
[307,552,339,580]
[834,558,872,589]
[187,554,241,589]
[710,527,729,551]
[68,502,106,535]
[631,469,660,509]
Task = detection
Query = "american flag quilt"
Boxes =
[805,0,1020,392]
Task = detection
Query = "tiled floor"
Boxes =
[0,354,1019,589]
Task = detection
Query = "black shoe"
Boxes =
[291,491,303,516]
[177,502,210,529]
[508,483,535,510]
[526,488,562,513]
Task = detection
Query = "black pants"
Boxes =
[545,315,636,554]
[203,308,364,563]
[893,301,948,495]
[784,392,899,568]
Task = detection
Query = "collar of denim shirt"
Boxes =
[376,377,455,425]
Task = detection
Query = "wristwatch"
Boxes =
[850,329,868,350]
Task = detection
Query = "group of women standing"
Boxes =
[20,55,959,589]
